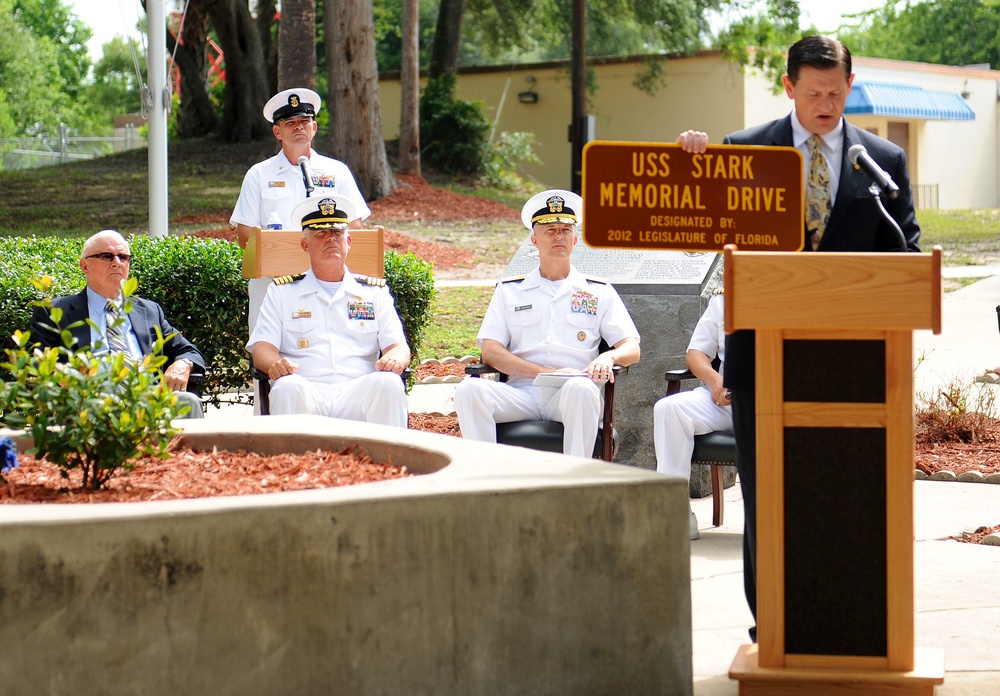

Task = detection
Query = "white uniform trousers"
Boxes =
[455,376,602,459]
[269,371,408,428]
[653,386,733,481]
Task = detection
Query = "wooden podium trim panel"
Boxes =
[756,329,786,667]
[723,247,940,333]
[885,332,916,671]
[242,226,385,279]
[782,403,886,428]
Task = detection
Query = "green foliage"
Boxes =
[478,131,540,192]
[127,236,248,403]
[838,0,1000,70]
[82,36,145,132]
[716,0,805,91]
[459,0,721,66]
[419,74,490,175]
[0,235,248,405]
[0,278,184,490]
[383,250,437,375]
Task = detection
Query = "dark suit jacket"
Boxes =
[29,289,206,372]
[722,115,921,390]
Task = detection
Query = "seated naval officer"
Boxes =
[247,194,410,426]
[454,189,641,458]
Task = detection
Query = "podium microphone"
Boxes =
[298,156,315,197]
[848,144,899,199]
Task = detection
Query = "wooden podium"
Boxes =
[723,245,945,696]
[241,226,386,279]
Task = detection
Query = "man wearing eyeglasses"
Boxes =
[28,230,206,419]
[454,189,641,458]
[247,195,410,426]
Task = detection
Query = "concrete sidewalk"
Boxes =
[689,479,1000,695]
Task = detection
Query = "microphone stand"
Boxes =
[868,183,909,252]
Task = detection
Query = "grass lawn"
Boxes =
[421,286,493,359]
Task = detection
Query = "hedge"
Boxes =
[0,236,436,404]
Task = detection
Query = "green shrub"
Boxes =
[128,236,247,403]
[419,74,490,175]
[0,278,184,490]
[384,250,437,382]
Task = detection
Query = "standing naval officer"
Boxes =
[230,87,371,334]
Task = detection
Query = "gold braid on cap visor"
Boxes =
[531,213,578,225]
[303,218,350,230]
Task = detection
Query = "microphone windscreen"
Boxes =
[847,144,866,166]
[298,156,309,166]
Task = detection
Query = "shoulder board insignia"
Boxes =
[712,287,725,295]
[501,275,526,284]
[273,274,306,285]
[584,276,608,285]
[354,274,386,287]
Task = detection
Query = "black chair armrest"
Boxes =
[664,368,694,382]
[185,364,207,397]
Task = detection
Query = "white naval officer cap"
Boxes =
[520,189,583,231]
[291,194,357,232]
[263,88,322,123]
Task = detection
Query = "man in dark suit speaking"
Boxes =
[29,230,206,419]
[678,35,921,640]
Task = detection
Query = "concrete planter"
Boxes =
[0,415,692,696]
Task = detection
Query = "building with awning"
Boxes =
[378,52,999,209]
[846,81,976,121]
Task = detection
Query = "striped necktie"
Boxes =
[105,301,132,360]
[805,134,832,251]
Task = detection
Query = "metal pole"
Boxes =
[570,0,586,194]
[147,0,169,237]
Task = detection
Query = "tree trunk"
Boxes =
[324,0,396,200]
[277,0,316,90]
[169,1,219,138]
[429,0,467,79]
[204,0,273,142]
[398,0,420,176]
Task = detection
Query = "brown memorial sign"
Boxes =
[582,140,804,252]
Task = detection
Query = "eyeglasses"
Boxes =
[86,252,131,263]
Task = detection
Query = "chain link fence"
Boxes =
[0,124,147,171]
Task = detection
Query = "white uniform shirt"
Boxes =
[247,268,407,385]
[687,292,726,381]
[230,148,371,229]
[477,266,639,386]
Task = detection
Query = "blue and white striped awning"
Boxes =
[845,81,975,121]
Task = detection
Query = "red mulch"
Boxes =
[367,175,520,222]
[182,174,513,269]
[1,447,409,504]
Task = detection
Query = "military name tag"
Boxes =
[268,181,286,188]
[292,309,312,319]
